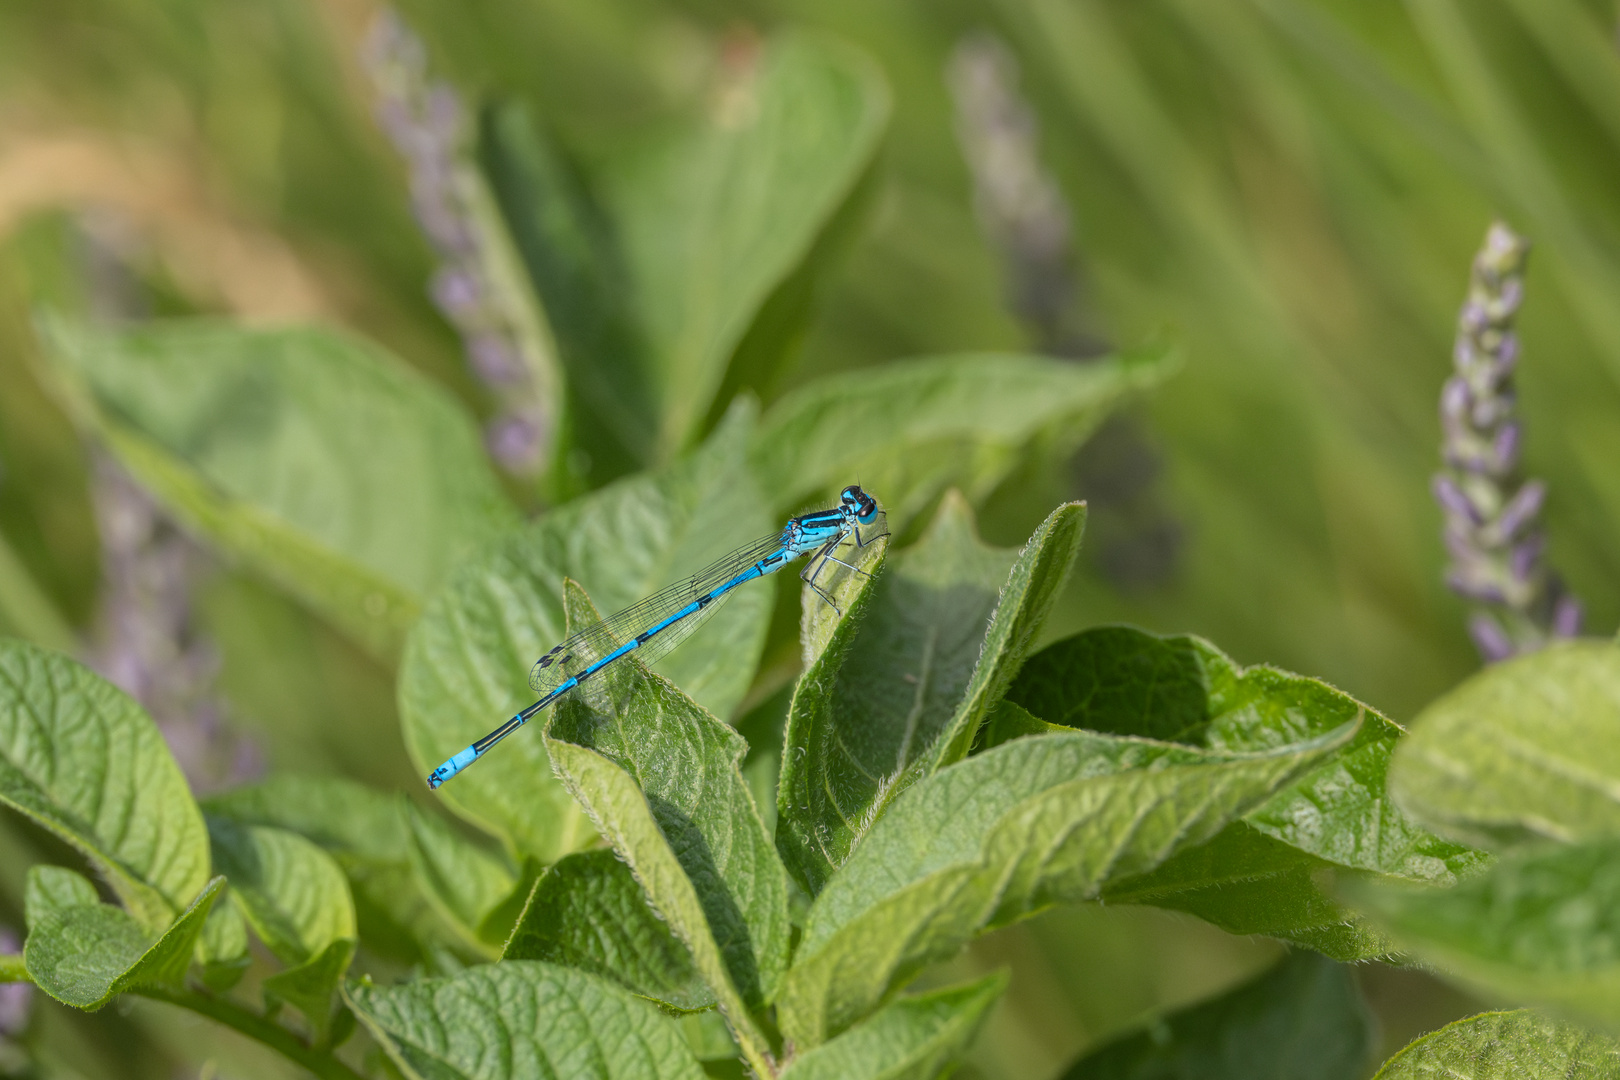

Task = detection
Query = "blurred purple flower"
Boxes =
[69,215,262,794]
[947,31,1180,590]
[1434,222,1581,662]
[0,927,29,1038]
[363,9,553,479]
[948,32,1084,356]
[88,457,263,794]
[486,410,545,474]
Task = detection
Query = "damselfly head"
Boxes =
[841,484,879,524]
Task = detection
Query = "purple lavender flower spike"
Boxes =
[1432,475,1482,526]
[430,267,482,318]
[948,32,1086,355]
[1433,221,1582,662]
[1491,422,1520,472]
[1494,479,1545,543]
[486,411,544,474]
[89,456,264,794]
[363,8,555,480]
[1468,613,1516,663]
[947,30,1182,591]
[71,217,263,795]
[1553,595,1584,638]
[469,333,524,385]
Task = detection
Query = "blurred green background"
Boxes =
[2,0,1616,1076]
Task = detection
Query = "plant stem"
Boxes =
[0,954,27,983]
[735,1029,777,1080]
[133,984,366,1080]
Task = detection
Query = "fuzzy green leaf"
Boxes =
[1388,641,1620,850]
[601,32,889,457]
[1061,951,1375,1079]
[1103,823,1396,961]
[23,865,99,926]
[206,816,356,1027]
[0,639,209,930]
[263,938,357,1043]
[195,897,250,991]
[543,581,788,1057]
[503,849,713,1013]
[1349,838,1620,1027]
[778,498,1085,895]
[346,961,706,1080]
[777,723,1355,1046]
[401,407,770,861]
[206,817,355,966]
[752,349,1172,526]
[23,875,224,1010]
[929,501,1087,770]
[204,774,410,864]
[777,493,1019,892]
[1372,1010,1620,1079]
[205,774,438,964]
[1007,626,1480,882]
[778,973,1006,1080]
[36,316,517,658]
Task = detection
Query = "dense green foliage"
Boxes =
[0,1,1619,1078]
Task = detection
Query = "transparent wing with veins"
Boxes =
[528,529,794,693]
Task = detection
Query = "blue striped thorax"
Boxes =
[782,484,878,555]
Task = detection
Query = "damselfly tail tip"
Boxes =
[427,744,479,789]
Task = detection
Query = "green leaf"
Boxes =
[1060,951,1375,1079]
[601,31,889,457]
[1387,641,1620,850]
[779,497,1086,894]
[1348,838,1620,1027]
[1372,1010,1620,1079]
[776,723,1356,1046]
[1007,626,1482,883]
[402,800,526,953]
[776,493,1020,892]
[1102,823,1396,961]
[346,961,707,1080]
[479,101,654,480]
[930,501,1087,771]
[263,938,357,1043]
[778,973,1007,1080]
[502,849,713,1013]
[206,816,356,1028]
[0,527,76,654]
[0,639,209,930]
[23,875,224,1010]
[204,775,438,964]
[542,580,788,1064]
[195,897,250,992]
[35,316,517,658]
[678,1011,739,1061]
[204,773,410,864]
[750,349,1173,526]
[24,865,99,926]
[401,407,770,861]
[206,817,356,965]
